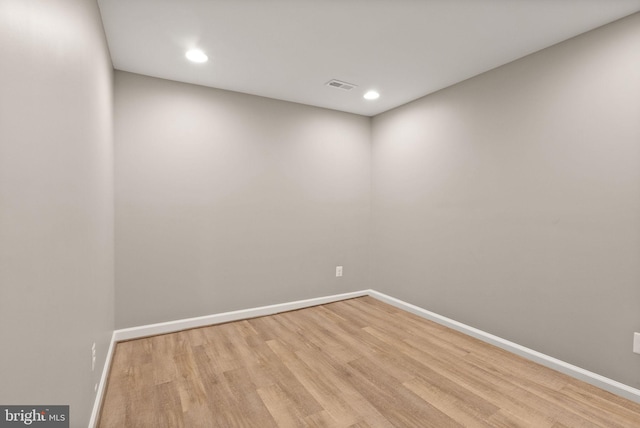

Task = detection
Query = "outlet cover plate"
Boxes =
[634,333,640,355]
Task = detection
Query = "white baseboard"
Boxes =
[90,287,640,424]
[88,332,116,428]
[367,289,640,404]
[113,290,370,342]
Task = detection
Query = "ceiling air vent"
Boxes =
[326,79,357,91]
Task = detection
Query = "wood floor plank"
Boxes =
[99,297,640,427]
[293,347,396,428]
[266,338,361,426]
[403,377,498,427]
[221,367,279,427]
[257,382,310,428]
[302,410,339,427]
[346,356,464,428]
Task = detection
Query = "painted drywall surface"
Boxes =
[0,0,114,425]
[371,13,640,387]
[115,72,371,328]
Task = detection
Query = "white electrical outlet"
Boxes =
[336,266,343,277]
[92,342,96,371]
[634,333,640,355]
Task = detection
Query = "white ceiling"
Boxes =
[98,0,640,117]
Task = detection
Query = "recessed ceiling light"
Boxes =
[364,90,380,100]
[185,49,208,63]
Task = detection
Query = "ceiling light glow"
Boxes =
[364,90,380,100]
[185,49,208,63]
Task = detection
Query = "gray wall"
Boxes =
[115,71,371,328]
[371,12,640,388]
[0,0,114,426]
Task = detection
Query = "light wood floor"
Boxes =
[99,296,640,427]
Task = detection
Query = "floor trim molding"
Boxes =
[368,289,640,404]
[88,332,116,428]
[112,290,370,342]
[91,288,640,425]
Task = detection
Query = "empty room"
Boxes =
[2,0,640,426]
